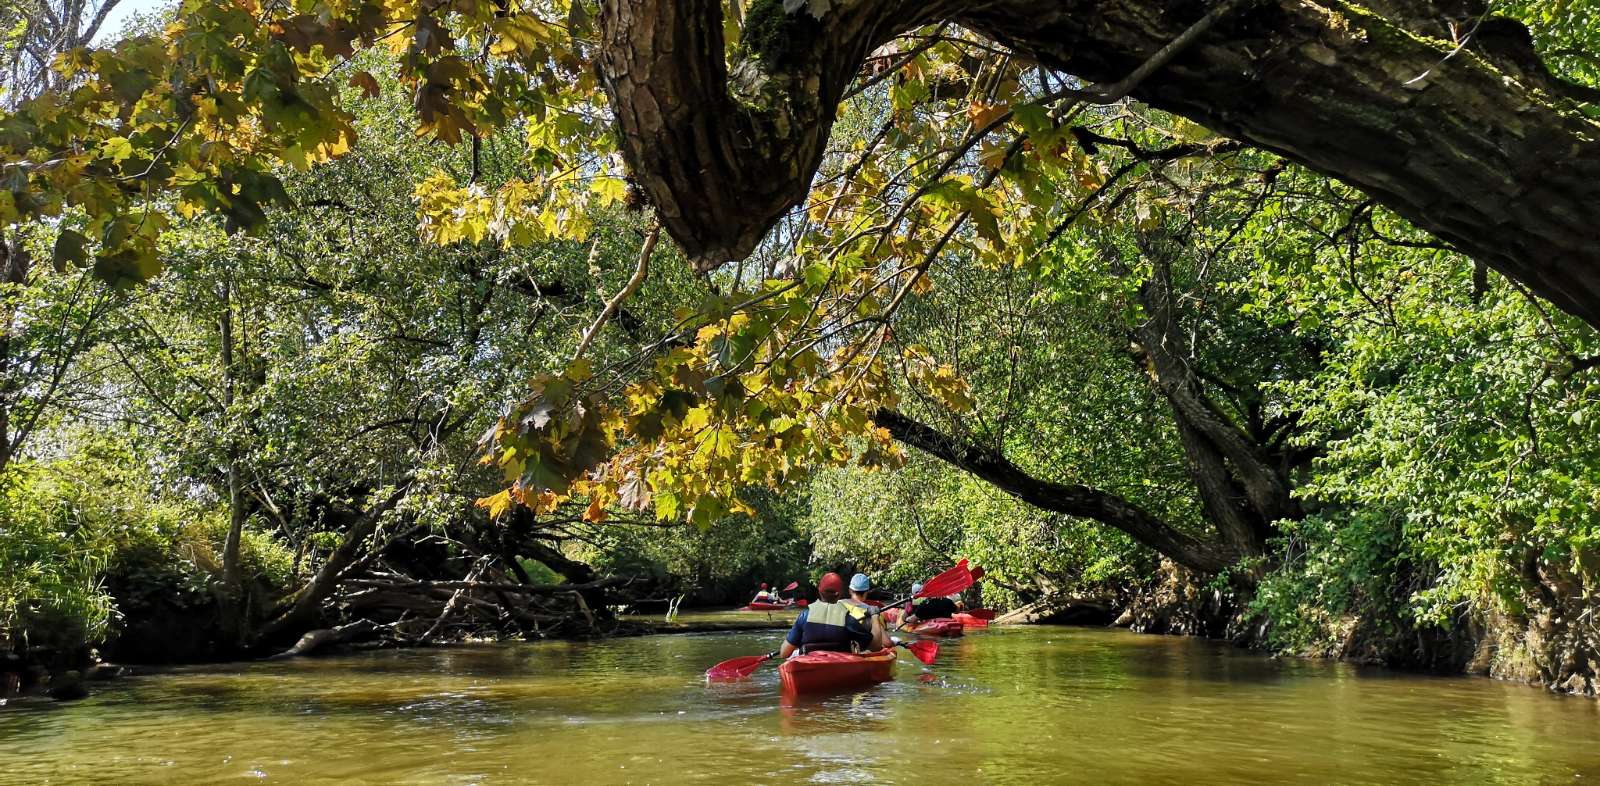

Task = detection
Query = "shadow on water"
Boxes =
[2,625,1598,785]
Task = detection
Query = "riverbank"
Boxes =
[1005,560,1600,699]
[1,607,799,705]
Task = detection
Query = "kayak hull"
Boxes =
[912,618,965,637]
[953,612,989,628]
[744,601,793,611]
[779,648,896,695]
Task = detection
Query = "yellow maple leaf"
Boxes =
[477,489,514,518]
[968,100,1009,130]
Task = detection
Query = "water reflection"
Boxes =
[1,625,1597,785]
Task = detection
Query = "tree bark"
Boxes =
[1131,241,1301,540]
[218,272,245,641]
[598,0,953,268]
[598,0,1600,327]
[0,233,24,476]
[873,407,1241,572]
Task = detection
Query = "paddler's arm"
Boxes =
[778,609,807,659]
[900,601,919,626]
[867,613,889,651]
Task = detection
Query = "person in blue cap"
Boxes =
[845,573,875,611]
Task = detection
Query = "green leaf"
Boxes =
[52,230,90,271]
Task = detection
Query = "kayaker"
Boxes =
[903,581,959,624]
[751,583,775,605]
[843,573,875,611]
[779,572,887,657]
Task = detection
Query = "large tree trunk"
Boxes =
[597,0,1600,327]
[1129,237,1301,558]
[0,233,23,476]
[218,271,247,646]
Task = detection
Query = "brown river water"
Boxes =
[2,620,1598,785]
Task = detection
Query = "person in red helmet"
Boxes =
[779,573,885,657]
[750,582,775,605]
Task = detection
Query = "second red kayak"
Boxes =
[779,648,897,694]
[911,618,965,637]
[953,612,990,628]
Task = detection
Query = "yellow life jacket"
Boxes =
[798,600,872,652]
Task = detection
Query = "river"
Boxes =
[2,622,1597,784]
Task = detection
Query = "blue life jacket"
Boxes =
[787,600,873,653]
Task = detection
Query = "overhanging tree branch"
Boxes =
[872,407,1239,572]
[598,0,1600,328]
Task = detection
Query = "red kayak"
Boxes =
[744,601,794,611]
[953,612,989,628]
[779,648,896,695]
[911,618,965,637]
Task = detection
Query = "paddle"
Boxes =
[965,609,997,621]
[706,650,779,680]
[874,560,979,618]
[894,637,939,665]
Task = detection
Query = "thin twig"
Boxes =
[572,224,659,361]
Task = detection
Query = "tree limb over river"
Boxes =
[599,0,1600,326]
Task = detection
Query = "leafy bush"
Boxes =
[1248,233,1600,662]
[0,433,296,659]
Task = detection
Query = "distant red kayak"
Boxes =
[779,648,896,694]
[953,612,990,628]
[744,601,793,611]
[911,618,965,637]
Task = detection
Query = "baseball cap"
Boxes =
[849,573,871,592]
[818,572,845,599]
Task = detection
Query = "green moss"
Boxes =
[1332,1,1594,118]
[1331,1,1455,52]
[739,0,823,69]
